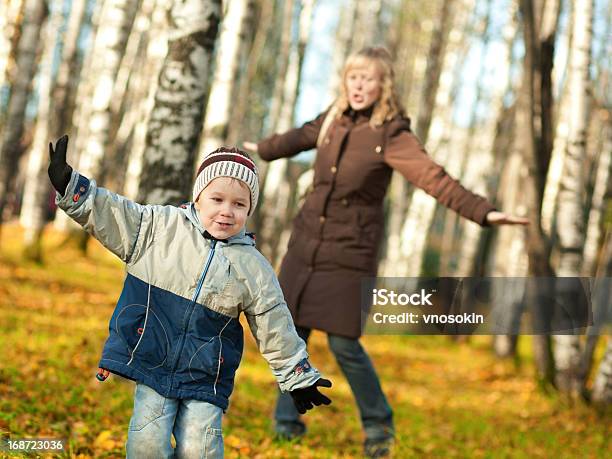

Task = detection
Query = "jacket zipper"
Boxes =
[169,239,217,385]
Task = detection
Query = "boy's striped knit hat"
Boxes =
[193,147,259,215]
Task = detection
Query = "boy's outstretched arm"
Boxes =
[243,266,332,413]
[48,135,153,264]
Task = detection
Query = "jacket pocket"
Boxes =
[187,336,241,385]
[115,304,170,370]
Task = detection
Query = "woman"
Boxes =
[244,47,527,458]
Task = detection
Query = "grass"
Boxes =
[0,222,610,458]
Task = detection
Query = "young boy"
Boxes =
[48,136,332,458]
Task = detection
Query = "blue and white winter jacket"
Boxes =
[56,171,321,410]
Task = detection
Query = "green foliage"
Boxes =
[0,224,609,458]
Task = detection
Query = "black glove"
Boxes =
[48,134,73,195]
[290,378,332,414]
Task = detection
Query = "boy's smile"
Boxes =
[195,177,250,239]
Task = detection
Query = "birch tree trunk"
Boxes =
[75,0,140,183]
[53,0,104,233]
[226,0,273,146]
[124,0,169,199]
[258,0,315,265]
[136,0,222,205]
[396,0,472,278]
[351,0,384,52]
[589,235,611,403]
[518,0,562,387]
[252,0,293,242]
[105,0,160,193]
[490,153,529,357]
[591,339,612,404]
[199,0,255,159]
[582,117,611,276]
[380,0,432,277]
[552,0,593,396]
[452,0,517,277]
[0,0,47,228]
[0,0,24,102]
[414,0,455,143]
[540,2,574,237]
[325,0,358,102]
[49,0,88,139]
[19,0,64,261]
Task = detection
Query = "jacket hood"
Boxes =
[185,202,256,247]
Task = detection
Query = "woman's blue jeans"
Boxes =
[275,327,394,441]
[126,383,223,458]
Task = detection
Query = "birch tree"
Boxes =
[395,0,472,277]
[49,0,88,139]
[0,0,47,228]
[451,0,520,277]
[227,0,273,145]
[104,0,160,193]
[53,0,105,233]
[19,0,64,261]
[0,0,24,103]
[199,0,256,159]
[517,0,562,387]
[380,0,439,277]
[591,340,612,404]
[75,0,140,183]
[258,0,315,265]
[136,0,222,205]
[350,0,385,52]
[325,0,358,102]
[552,0,594,396]
[124,0,170,199]
[582,115,611,276]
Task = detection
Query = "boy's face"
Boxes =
[195,177,250,239]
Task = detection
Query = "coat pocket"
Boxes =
[115,304,170,370]
[186,336,241,384]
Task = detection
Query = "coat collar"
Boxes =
[341,106,374,126]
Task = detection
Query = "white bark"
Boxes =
[50,0,87,138]
[396,0,473,277]
[582,120,611,276]
[326,0,358,103]
[54,0,105,232]
[351,0,384,51]
[591,339,612,404]
[199,0,255,160]
[0,0,46,219]
[0,0,24,95]
[454,0,516,277]
[76,0,139,181]
[19,1,64,255]
[490,152,529,355]
[123,0,168,199]
[136,0,222,205]
[259,0,315,264]
[552,0,593,395]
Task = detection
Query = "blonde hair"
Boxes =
[332,46,404,128]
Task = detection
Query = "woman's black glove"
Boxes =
[290,378,332,414]
[48,134,73,196]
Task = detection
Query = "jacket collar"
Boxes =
[342,106,374,126]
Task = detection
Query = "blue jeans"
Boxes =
[126,383,223,459]
[275,327,394,440]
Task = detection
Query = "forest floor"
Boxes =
[0,223,610,458]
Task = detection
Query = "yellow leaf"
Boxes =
[93,430,116,450]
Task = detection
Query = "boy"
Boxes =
[48,136,332,458]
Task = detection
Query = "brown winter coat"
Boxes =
[257,109,496,338]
